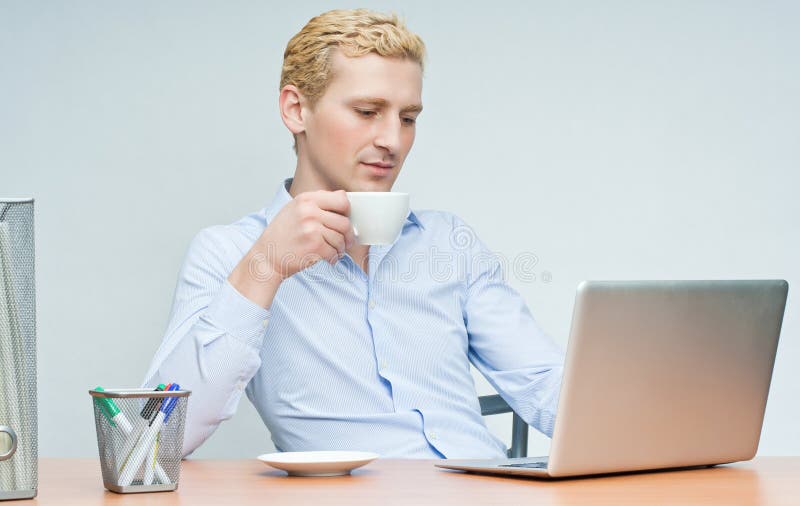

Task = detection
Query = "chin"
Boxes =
[350,178,395,193]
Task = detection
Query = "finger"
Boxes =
[321,243,340,265]
[320,226,346,259]
[319,208,356,249]
[319,209,352,236]
[308,190,350,216]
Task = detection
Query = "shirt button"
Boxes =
[368,300,376,310]
[261,318,270,328]
[429,432,438,440]
[380,360,388,369]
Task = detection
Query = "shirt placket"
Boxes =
[364,245,398,409]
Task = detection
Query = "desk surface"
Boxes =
[30,457,799,506]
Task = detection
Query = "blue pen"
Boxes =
[143,383,172,485]
[144,383,177,485]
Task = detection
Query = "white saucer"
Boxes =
[257,451,380,477]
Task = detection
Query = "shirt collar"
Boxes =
[265,178,424,230]
[263,178,294,224]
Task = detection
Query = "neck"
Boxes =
[288,150,339,197]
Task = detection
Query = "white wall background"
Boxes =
[1,0,797,459]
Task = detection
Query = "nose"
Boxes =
[373,116,402,154]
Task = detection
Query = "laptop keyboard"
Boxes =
[499,461,548,469]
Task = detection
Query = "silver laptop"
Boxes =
[437,280,788,479]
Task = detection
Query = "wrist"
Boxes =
[228,250,283,309]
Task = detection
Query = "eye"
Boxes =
[402,116,417,125]
[355,108,377,118]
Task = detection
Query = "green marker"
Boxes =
[93,387,133,433]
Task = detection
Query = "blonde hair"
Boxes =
[280,9,426,108]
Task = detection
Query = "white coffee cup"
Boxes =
[346,192,410,246]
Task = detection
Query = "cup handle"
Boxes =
[0,425,17,461]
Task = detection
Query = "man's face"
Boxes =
[299,50,423,192]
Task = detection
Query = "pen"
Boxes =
[94,386,136,474]
[140,383,167,421]
[142,384,168,485]
[116,384,164,473]
[118,384,180,487]
[93,387,133,433]
[114,384,171,485]
[148,383,172,484]
[144,431,159,485]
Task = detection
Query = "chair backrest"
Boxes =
[478,394,528,458]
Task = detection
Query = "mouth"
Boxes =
[360,161,395,176]
[361,161,395,169]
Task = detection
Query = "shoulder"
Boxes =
[411,209,472,231]
[186,208,267,265]
[412,209,483,248]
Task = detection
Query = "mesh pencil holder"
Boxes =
[89,388,191,494]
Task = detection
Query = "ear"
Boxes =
[279,85,307,135]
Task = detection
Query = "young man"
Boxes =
[144,9,564,459]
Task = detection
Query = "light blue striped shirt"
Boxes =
[144,179,564,458]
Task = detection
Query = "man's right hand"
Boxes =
[228,190,356,309]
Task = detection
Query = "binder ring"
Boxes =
[0,425,17,461]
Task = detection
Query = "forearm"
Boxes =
[147,323,263,457]
[144,281,272,457]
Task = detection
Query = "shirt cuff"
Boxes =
[205,280,272,349]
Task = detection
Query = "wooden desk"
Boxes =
[31,457,798,505]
